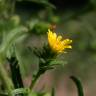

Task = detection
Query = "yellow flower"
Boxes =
[47,29,72,53]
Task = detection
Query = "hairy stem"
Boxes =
[30,71,41,90]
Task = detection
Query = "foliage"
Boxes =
[0,0,90,96]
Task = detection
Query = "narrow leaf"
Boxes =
[0,26,27,54]
[48,59,67,66]
[70,76,84,96]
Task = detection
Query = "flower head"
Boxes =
[47,29,72,53]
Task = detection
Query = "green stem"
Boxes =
[0,57,14,96]
[30,59,48,90]
[30,71,41,90]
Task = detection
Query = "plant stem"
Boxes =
[30,71,41,90]
[0,58,14,96]
[8,57,24,89]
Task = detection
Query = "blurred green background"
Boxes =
[0,0,96,96]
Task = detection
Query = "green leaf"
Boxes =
[70,76,84,96]
[12,88,29,95]
[0,26,28,55]
[8,56,24,88]
[48,59,67,66]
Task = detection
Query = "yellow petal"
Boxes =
[47,29,72,53]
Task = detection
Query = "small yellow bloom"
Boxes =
[47,29,72,53]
